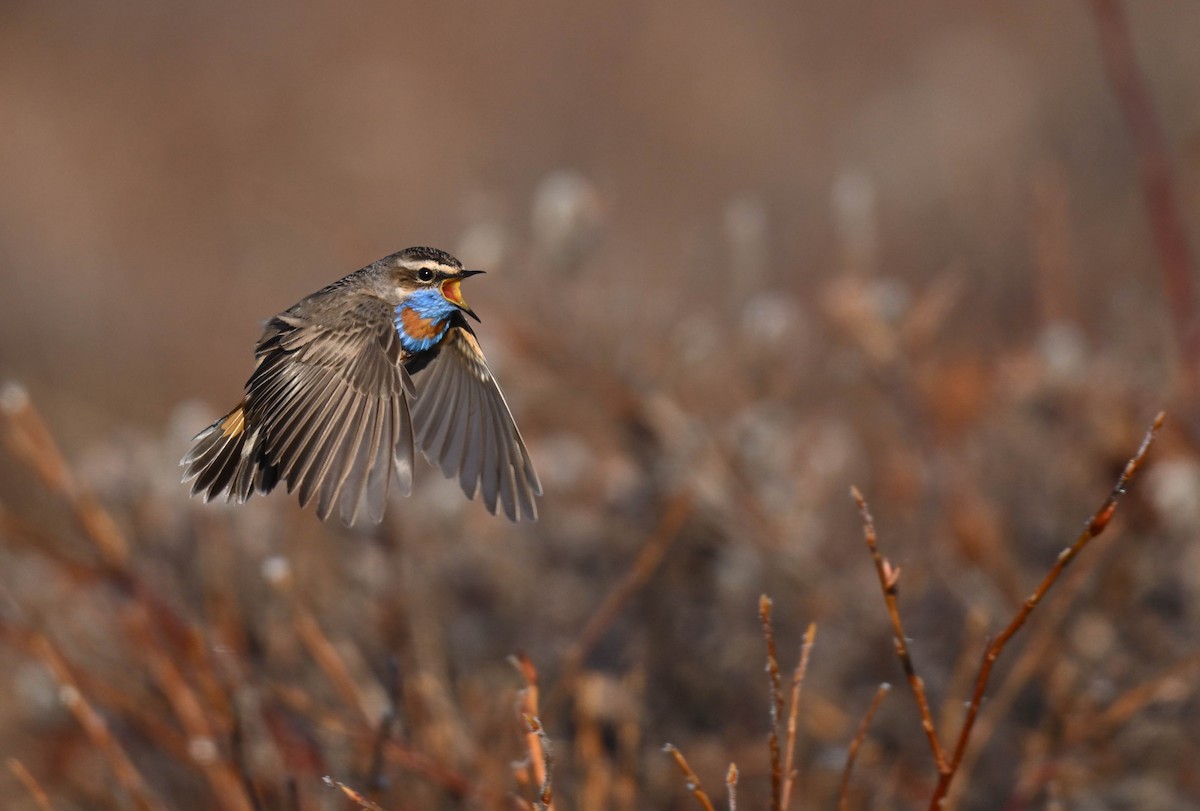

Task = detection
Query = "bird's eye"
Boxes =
[417,268,435,282]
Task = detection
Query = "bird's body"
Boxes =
[182,247,541,524]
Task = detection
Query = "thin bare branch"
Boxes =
[838,683,891,811]
[851,486,948,774]
[726,763,739,811]
[365,656,402,796]
[228,714,265,811]
[1086,648,1200,739]
[514,653,554,811]
[663,744,718,811]
[382,739,478,800]
[1089,0,1200,389]
[121,605,255,811]
[270,678,484,803]
[523,715,554,811]
[946,530,1120,808]
[29,633,169,811]
[559,492,693,689]
[929,411,1165,808]
[0,381,129,569]
[323,776,387,811]
[266,683,482,802]
[8,759,54,811]
[294,604,376,726]
[780,623,817,811]
[758,595,785,811]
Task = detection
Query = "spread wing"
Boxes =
[407,315,541,521]
[246,295,415,524]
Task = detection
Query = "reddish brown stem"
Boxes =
[664,744,718,811]
[559,492,692,691]
[780,623,817,811]
[323,776,387,811]
[929,412,1164,808]
[758,596,786,811]
[514,653,554,811]
[837,683,891,811]
[8,759,54,811]
[29,633,170,811]
[1090,0,1200,388]
[851,487,948,774]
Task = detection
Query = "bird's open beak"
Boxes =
[440,270,485,322]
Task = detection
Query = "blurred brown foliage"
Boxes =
[1,2,1199,809]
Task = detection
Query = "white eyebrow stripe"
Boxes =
[403,260,456,273]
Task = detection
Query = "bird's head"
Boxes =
[389,246,485,321]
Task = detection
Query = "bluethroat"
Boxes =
[182,247,541,523]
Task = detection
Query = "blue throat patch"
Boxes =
[394,288,455,353]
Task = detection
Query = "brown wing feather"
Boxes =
[244,295,414,523]
[408,317,541,521]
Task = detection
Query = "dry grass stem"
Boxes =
[851,486,948,774]
[780,622,817,811]
[725,763,738,811]
[663,744,717,811]
[837,683,891,811]
[930,411,1165,808]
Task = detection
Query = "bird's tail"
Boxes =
[181,403,278,503]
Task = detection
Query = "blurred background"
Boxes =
[1,1,1199,809]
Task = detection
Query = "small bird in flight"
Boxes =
[182,247,541,524]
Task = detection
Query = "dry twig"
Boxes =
[1089,0,1200,388]
[559,492,693,689]
[121,606,254,811]
[8,758,54,811]
[382,739,478,801]
[780,623,817,811]
[851,487,948,774]
[663,744,717,811]
[929,411,1165,808]
[725,763,739,811]
[29,632,169,811]
[323,776,387,811]
[945,530,1120,807]
[522,716,555,811]
[0,382,129,569]
[265,677,478,800]
[758,596,786,811]
[837,683,891,811]
[293,603,376,726]
[366,656,403,796]
[514,653,554,811]
[1084,649,1200,739]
